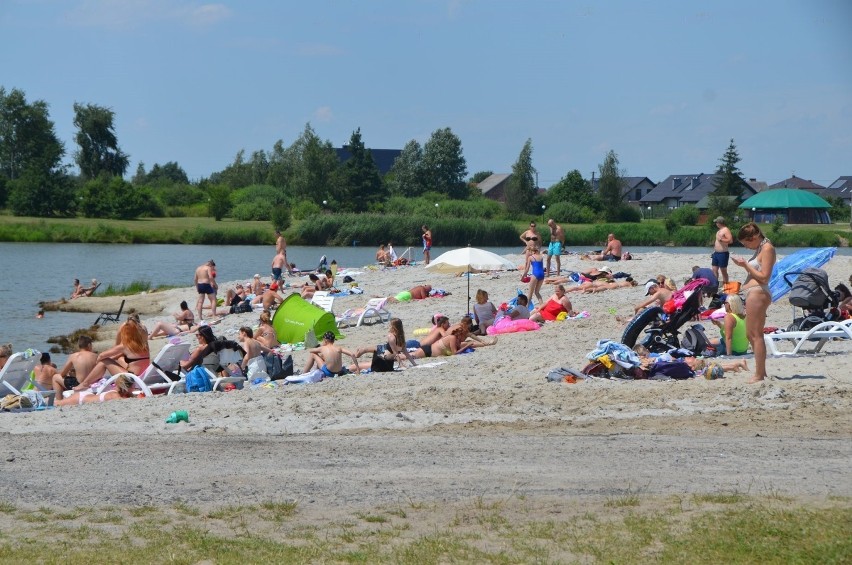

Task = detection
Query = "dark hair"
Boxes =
[180,301,189,310]
[240,326,253,338]
[323,331,336,342]
[835,283,851,300]
[516,294,529,305]
[738,222,763,241]
[40,352,51,363]
[197,325,216,344]
[77,335,93,349]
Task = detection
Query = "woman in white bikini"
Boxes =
[56,374,136,406]
[731,222,776,384]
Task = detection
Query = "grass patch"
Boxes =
[0,495,848,563]
[97,279,178,297]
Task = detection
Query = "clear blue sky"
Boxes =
[2,0,850,187]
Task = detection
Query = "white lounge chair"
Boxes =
[336,297,392,328]
[95,342,191,396]
[311,291,335,314]
[0,349,41,395]
[764,320,852,357]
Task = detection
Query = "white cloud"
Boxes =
[314,106,333,123]
[62,0,231,29]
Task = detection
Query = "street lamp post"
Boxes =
[752,207,756,221]
[646,206,651,220]
[541,204,546,216]
[435,202,439,217]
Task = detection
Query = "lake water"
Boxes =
[2,242,849,365]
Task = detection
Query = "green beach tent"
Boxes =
[739,188,832,224]
[271,294,343,344]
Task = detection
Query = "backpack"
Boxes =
[681,324,708,356]
[267,354,294,381]
[185,365,212,393]
[370,351,396,372]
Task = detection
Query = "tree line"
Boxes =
[1,85,759,228]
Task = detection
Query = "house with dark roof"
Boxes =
[476,173,512,203]
[746,178,768,193]
[768,175,825,192]
[622,177,657,202]
[822,176,852,203]
[639,173,756,209]
[334,147,402,175]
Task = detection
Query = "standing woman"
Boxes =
[731,222,776,383]
[524,247,545,304]
[422,225,432,265]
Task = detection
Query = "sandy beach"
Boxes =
[3,250,851,515]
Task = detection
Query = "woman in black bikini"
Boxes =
[75,318,150,391]
[520,222,541,255]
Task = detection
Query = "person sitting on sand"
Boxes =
[180,325,244,375]
[709,294,749,356]
[633,281,674,314]
[353,318,417,369]
[294,274,322,300]
[507,294,531,320]
[473,290,497,335]
[407,315,451,351]
[412,328,464,358]
[225,283,248,311]
[453,316,497,349]
[530,285,575,322]
[583,234,622,261]
[303,331,358,377]
[0,344,11,371]
[33,352,58,390]
[376,244,391,266]
[69,278,84,299]
[75,318,150,391]
[52,336,98,399]
[656,274,678,291]
[149,301,195,338]
[835,283,852,317]
[252,283,284,311]
[55,374,137,406]
[238,327,273,380]
[255,311,280,349]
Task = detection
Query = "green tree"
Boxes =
[79,174,153,219]
[470,170,494,184]
[546,169,599,209]
[505,139,537,215]
[73,102,129,179]
[210,149,253,189]
[206,183,232,221]
[388,139,426,197]
[0,87,71,215]
[289,123,339,205]
[597,150,625,221]
[266,139,295,189]
[338,128,385,212]
[146,161,189,186]
[712,138,745,197]
[422,127,467,199]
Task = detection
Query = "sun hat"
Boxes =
[600,266,613,274]
[254,273,260,278]
[644,281,659,296]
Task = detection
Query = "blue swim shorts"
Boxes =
[196,283,215,295]
[548,241,563,256]
[711,251,730,268]
[272,267,282,281]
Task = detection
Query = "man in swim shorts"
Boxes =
[422,225,432,265]
[546,219,565,276]
[194,259,217,320]
[712,216,733,285]
[303,331,358,377]
[271,251,286,282]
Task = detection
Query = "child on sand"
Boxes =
[473,289,497,335]
[303,331,358,378]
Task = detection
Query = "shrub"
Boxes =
[545,201,599,224]
[291,199,321,220]
[231,201,271,221]
[669,205,700,226]
[271,206,291,232]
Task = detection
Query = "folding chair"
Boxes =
[95,299,125,325]
[310,291,335,314]
[95,342,191,395]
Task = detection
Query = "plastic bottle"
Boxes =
[165,410,189,424]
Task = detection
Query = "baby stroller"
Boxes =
[784,267,840,331]
[621,284,707,354]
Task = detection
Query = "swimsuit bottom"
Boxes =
[320,365,349,378]
[197,283,215,295]
[419,344,432,358]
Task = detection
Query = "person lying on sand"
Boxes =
[55,374,137,406]
[582,278,638,293]
[149,301,195,339]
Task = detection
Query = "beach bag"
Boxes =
[681,324,708,356]
[231,301,252,314]
[370,351,396,373]
[649,361,694,380]
[268,354,294,381]
[185,366,212,393]
[722,281,741,295]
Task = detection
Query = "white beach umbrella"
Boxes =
[425,246,518,314]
